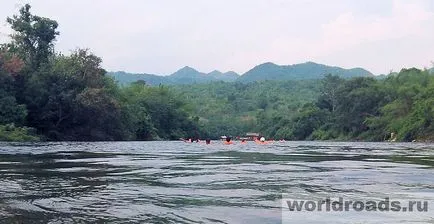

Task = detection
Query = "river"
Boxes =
[0,141,433,223]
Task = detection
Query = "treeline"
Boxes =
[174,69,434,142]
[0,4,200,141]
[260,70,434,141]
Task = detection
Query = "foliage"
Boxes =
[5,4,59,69]
[0,4,200,141]
[365,69,434,141]
[267,69,434,142]
[172,80,320,139]
[0,124,39,141]
[0,53,27,126]
[120,83,200,140]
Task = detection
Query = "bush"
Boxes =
[0,124,40,141]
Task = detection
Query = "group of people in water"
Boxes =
[182,136,285,145]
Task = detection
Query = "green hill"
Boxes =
[108,67,239,85]
[208,70,239,81]
[237,61,373,82]
[108,61,373,85]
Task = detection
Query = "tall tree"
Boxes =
[6,4,59,69]
[317,74,344,112]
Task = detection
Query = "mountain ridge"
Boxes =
[108,61,375,85]
[237,61,374,82]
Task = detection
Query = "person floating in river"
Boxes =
[254,136,260,143]
[180,137,197,143]
[254,136,268,144]
[224,136,233,145]
[205,138,211,144]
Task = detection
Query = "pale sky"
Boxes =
[0,0,433,75]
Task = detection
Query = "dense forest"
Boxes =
[0,5,433,142]
[262,71,433,142]
[173,69,434,142]
[171,80,320,139]
[0,5,200,141]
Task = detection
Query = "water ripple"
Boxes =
[0,141,433,223]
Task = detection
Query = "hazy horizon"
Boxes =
[111,61,376,76]
[1,0,433,75]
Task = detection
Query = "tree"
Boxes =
[120,83,200,140]
[0,52,27,126]
[74,88,125,140]
[366,69,434,141]
[6,4,59,69]
[0,3,207,141]
[289,104,328,140]
[317,74,344,112]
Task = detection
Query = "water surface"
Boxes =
[0,141,433,223]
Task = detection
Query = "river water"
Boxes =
[0,141,433,223]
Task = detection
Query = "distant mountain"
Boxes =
[237,61,374,82]
[108,61,373,85]
[207,70,239,81]
[169,66,209,84]
[108,67,240,85]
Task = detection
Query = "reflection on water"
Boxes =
[0,141,433,223]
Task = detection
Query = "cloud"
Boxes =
[0,0,433,75]
[320,0,433,52]
[248,0,434,74]
[314,0,434,73]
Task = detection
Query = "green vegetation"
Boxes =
[172,69,434,142]
[109,67,239,86]
[237,61,373,83]
[317,69,434,142]
[0,4,200,141]
[172,80,320,139]
[120,83,200,140]
[0,124,39,141]
[1,4,432,142]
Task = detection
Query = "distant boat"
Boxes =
[243,132,260,141]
